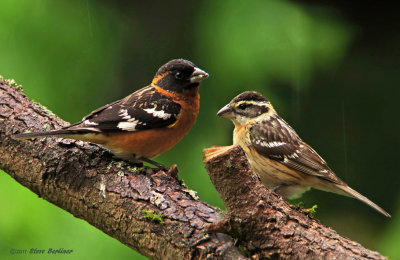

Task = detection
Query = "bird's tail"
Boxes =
[332,184,391,217]
[13,129,76,140]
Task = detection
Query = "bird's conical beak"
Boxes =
[217,104,233,118]
[190,67,209,83]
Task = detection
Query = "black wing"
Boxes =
[66,86,181,133]
[249,116,339,182]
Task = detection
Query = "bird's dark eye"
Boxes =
[175,72,183,79]
[238,103,249,110]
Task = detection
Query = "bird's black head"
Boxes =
[217,91,274,124]
[152,59,209,93]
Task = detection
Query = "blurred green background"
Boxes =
[0,0,399,259]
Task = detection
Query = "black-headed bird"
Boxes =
[14,59,209,169]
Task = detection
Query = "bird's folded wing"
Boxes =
[68,86,181,133]
[249,119,340,183]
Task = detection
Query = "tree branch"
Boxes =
[0,79,386,259]
[203,145,386,259]
[0,80,245,259]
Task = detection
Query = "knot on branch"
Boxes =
[1,79,387,259]
[203,145,386,259]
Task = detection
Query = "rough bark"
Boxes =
[0,79,386,259]
[203,146,386,259]
[0,80,245,259]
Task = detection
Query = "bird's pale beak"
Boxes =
[217,104,233,118]
[190,67,209,83]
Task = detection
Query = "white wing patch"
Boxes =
[83,119,98,126]
[143,108,172,120]
[287,152,299,159]
[266,141,286,148]
[255,140,286,148]
[117,119,140,131]
[119,109,131,120]
[74,127,102,132]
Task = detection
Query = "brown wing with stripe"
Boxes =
[249,115,342,184]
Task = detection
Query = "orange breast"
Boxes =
[104,88,199,159]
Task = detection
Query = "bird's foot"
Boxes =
[139,157,169,171]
